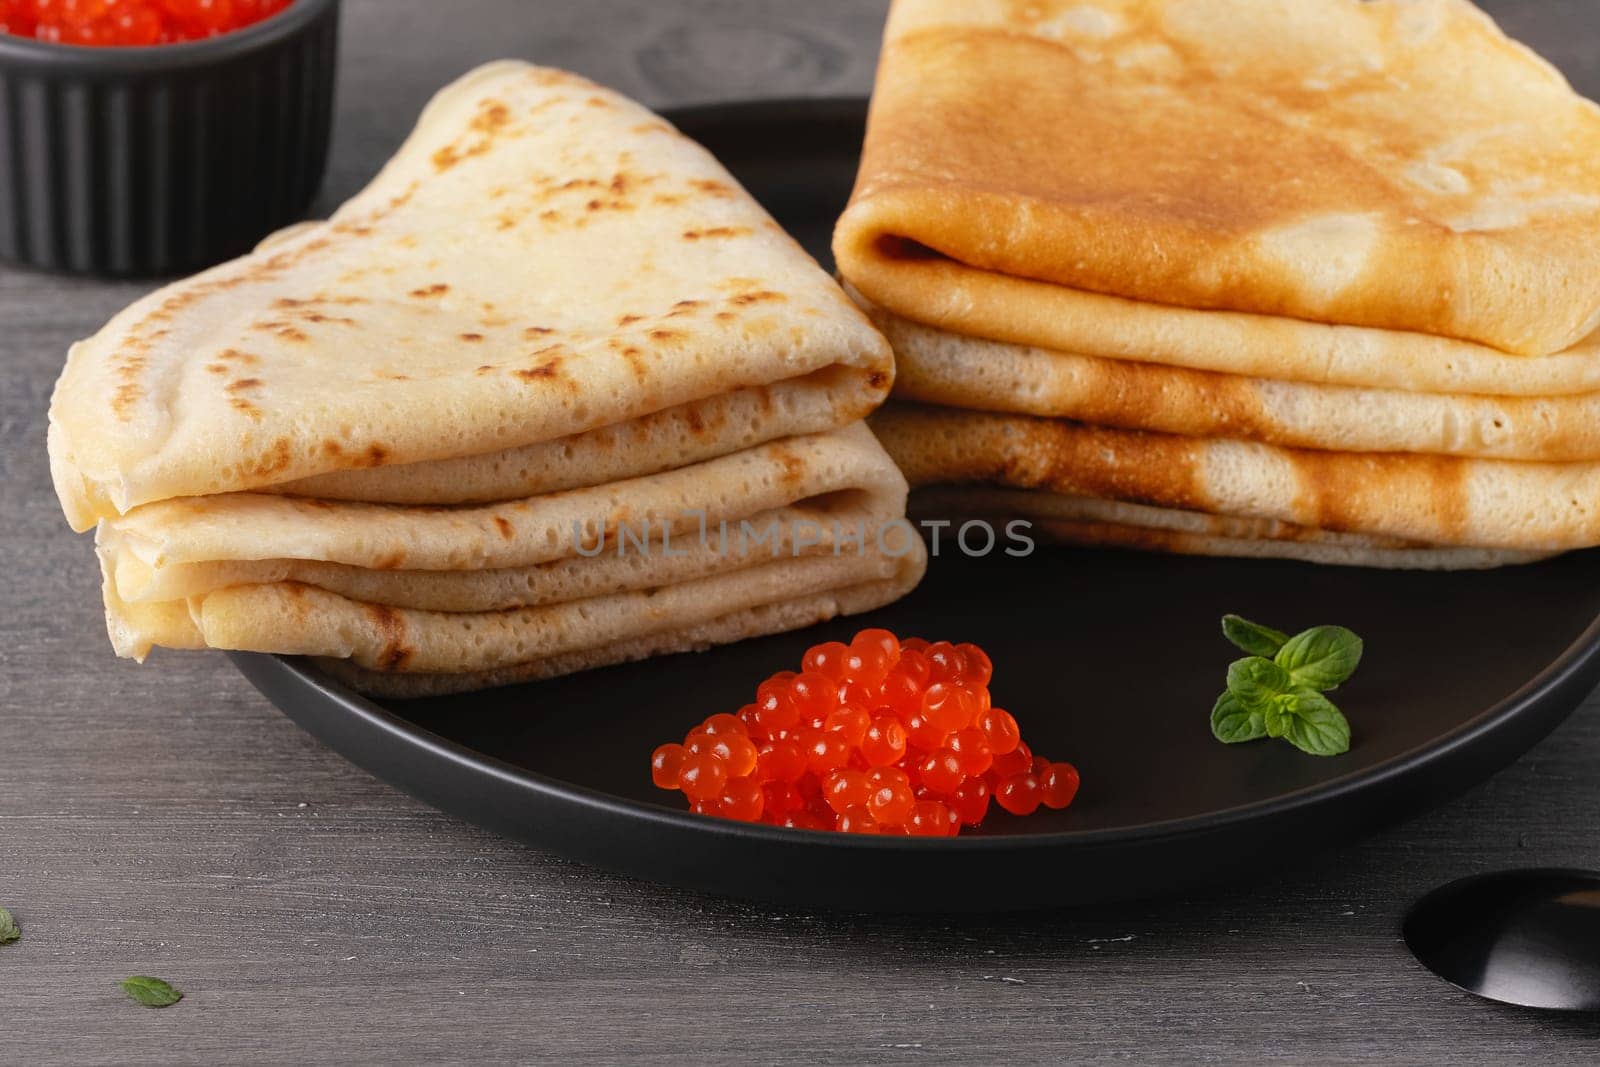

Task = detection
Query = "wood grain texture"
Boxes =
[4,1,1600,1062]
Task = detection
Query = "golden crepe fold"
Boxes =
[871,405,1600,554]
[838,0,1600,357]
[51,62,923,691]
[51,61,892,530]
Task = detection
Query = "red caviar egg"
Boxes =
[979,707,1021,755]
[949,776,991,825]
[701,712,746,736]
[823,704,871,746]
[650,743,687,790]
[1041,761,1081,810]
[678,754,727,802]
[718,776,764,822]
[649,629,1079,836]
[757,739,806,782]
[860,715,907,767]
[995,772,1042,817]
[801,641,849,680]
[918,748,965,795]
[948,727,993,777]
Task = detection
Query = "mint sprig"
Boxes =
[0,908,17,945]
[1213,615,1363,756]
[120,976,182,1008]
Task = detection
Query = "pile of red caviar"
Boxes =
[0,0,292,46]
[651,629,1079,835]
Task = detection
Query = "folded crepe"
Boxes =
[51,60,893,529]
[100,426,926,695]
[836,0,1600,368]
[839,0,1600,571]
[50,62,924,691]
[866,300,1600,462]
[871,404,1597,555]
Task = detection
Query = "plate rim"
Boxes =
[231,96,1600,862]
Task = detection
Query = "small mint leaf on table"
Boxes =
[1275,626,1364,691]
[1275,689,1352,757]
[0,908,18,945]
[1225,656,1293,710]
[1221,614,1290,658]
[1211,692,1266,743]
[120,976,182,1008]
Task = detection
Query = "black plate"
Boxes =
[233,99,1600,912]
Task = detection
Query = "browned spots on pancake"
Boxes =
[772,447,807,487]
[298,311,357,325]
[365,443,390,466]
[410,283,449,299]
[617,345,647,381]
[377,371,412,381]
[617,313,643,326]
[247,437,294,477]
[216,348,260,365]
[371,550,407,570]
[432,99,513,173]
[227,378,262,392]
[492,516,515,540]
[364,603,413,671]
[867,371,889,391]
[475,364,498,375]
[538,209,562,223]
[321,439,344,457]
[514,358,563,383]
[523,326,555,338]
[730,289,786,306]
[629,121,671,135]
[585,95,612,109]
[714,310,737,323]
[682,226,751,241]
[251,319,311,342]
[459,332,485,343]
[647,328,683,342]
[667,299,703,318]
[652,192,687,207]
[205,362,230,375]
[1287,449,1469,541]
[229,398,262,420]
[689,179,734,197]
[685,407,707,435]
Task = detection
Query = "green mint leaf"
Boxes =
[1274,625,1363,691]
[0,908,17,945]
[1221,614,1290,658]
[1262,695,1289,738]
[1210,692,1266,743]
[1275,689,1352,757]
[1225,656,1293,711]
[120,976,182,1008]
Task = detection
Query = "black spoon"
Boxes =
[1404,869,1600,1011]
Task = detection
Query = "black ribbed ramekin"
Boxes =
[0,0,338,277]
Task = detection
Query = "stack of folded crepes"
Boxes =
[836,0,1600,569]
[50,61,924,696]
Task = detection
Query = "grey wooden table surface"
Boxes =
[6,1,1600,1062]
